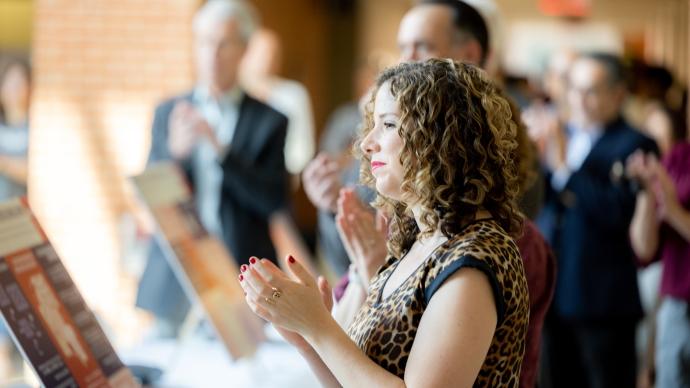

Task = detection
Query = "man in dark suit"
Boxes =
[136,0,288,335]
[536,53,658,388]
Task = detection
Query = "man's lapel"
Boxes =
[221,94,253,164]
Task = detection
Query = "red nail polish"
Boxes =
[288,255,295,264]
[239,274,244,281]
[241,264,248,272]
[250,257,257,265]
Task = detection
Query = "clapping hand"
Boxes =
[626,150,681,222]
[335,188,388,285]
[168,101,219,158]
[625,150,656,189]
[648,157,680,222]
[302,153,346,213]
[239,256,333,350]
[522,103,566,172]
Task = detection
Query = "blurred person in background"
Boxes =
[623,61,681,388]
[543,49,579,122]
[136,0,289,337]
[535,52,658,388]
[628,104,689,388]
[0,56,31,382]
[333,1,556,386]
[0,58,30,202]
[626,62,677,156]
[239,28,315,180]
[302,54,384,278]
[523,49,578,160]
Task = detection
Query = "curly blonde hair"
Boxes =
[357,59,522,258]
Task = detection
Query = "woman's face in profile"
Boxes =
[361,82,405,201]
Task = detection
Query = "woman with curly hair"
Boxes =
[239,59,529,387]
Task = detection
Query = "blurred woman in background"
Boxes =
[0,58,30,201]
[0,56,31,381]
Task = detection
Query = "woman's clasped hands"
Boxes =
[238,255,333,349]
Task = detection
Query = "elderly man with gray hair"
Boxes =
[136,0,289,336]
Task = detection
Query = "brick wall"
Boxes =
[29,0,200,344]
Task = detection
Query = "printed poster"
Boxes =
[132,163,265,360]
[0,198,138,388]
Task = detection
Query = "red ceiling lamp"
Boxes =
[539,0,592,18]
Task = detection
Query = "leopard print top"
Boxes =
[347,219,529,386]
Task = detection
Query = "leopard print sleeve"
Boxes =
[423,254,506,324]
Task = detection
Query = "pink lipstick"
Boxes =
[371,161,385,171]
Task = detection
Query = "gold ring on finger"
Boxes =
[271,287,282,299]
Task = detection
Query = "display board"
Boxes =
[132,163,265,360]
[0,198,139,387]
